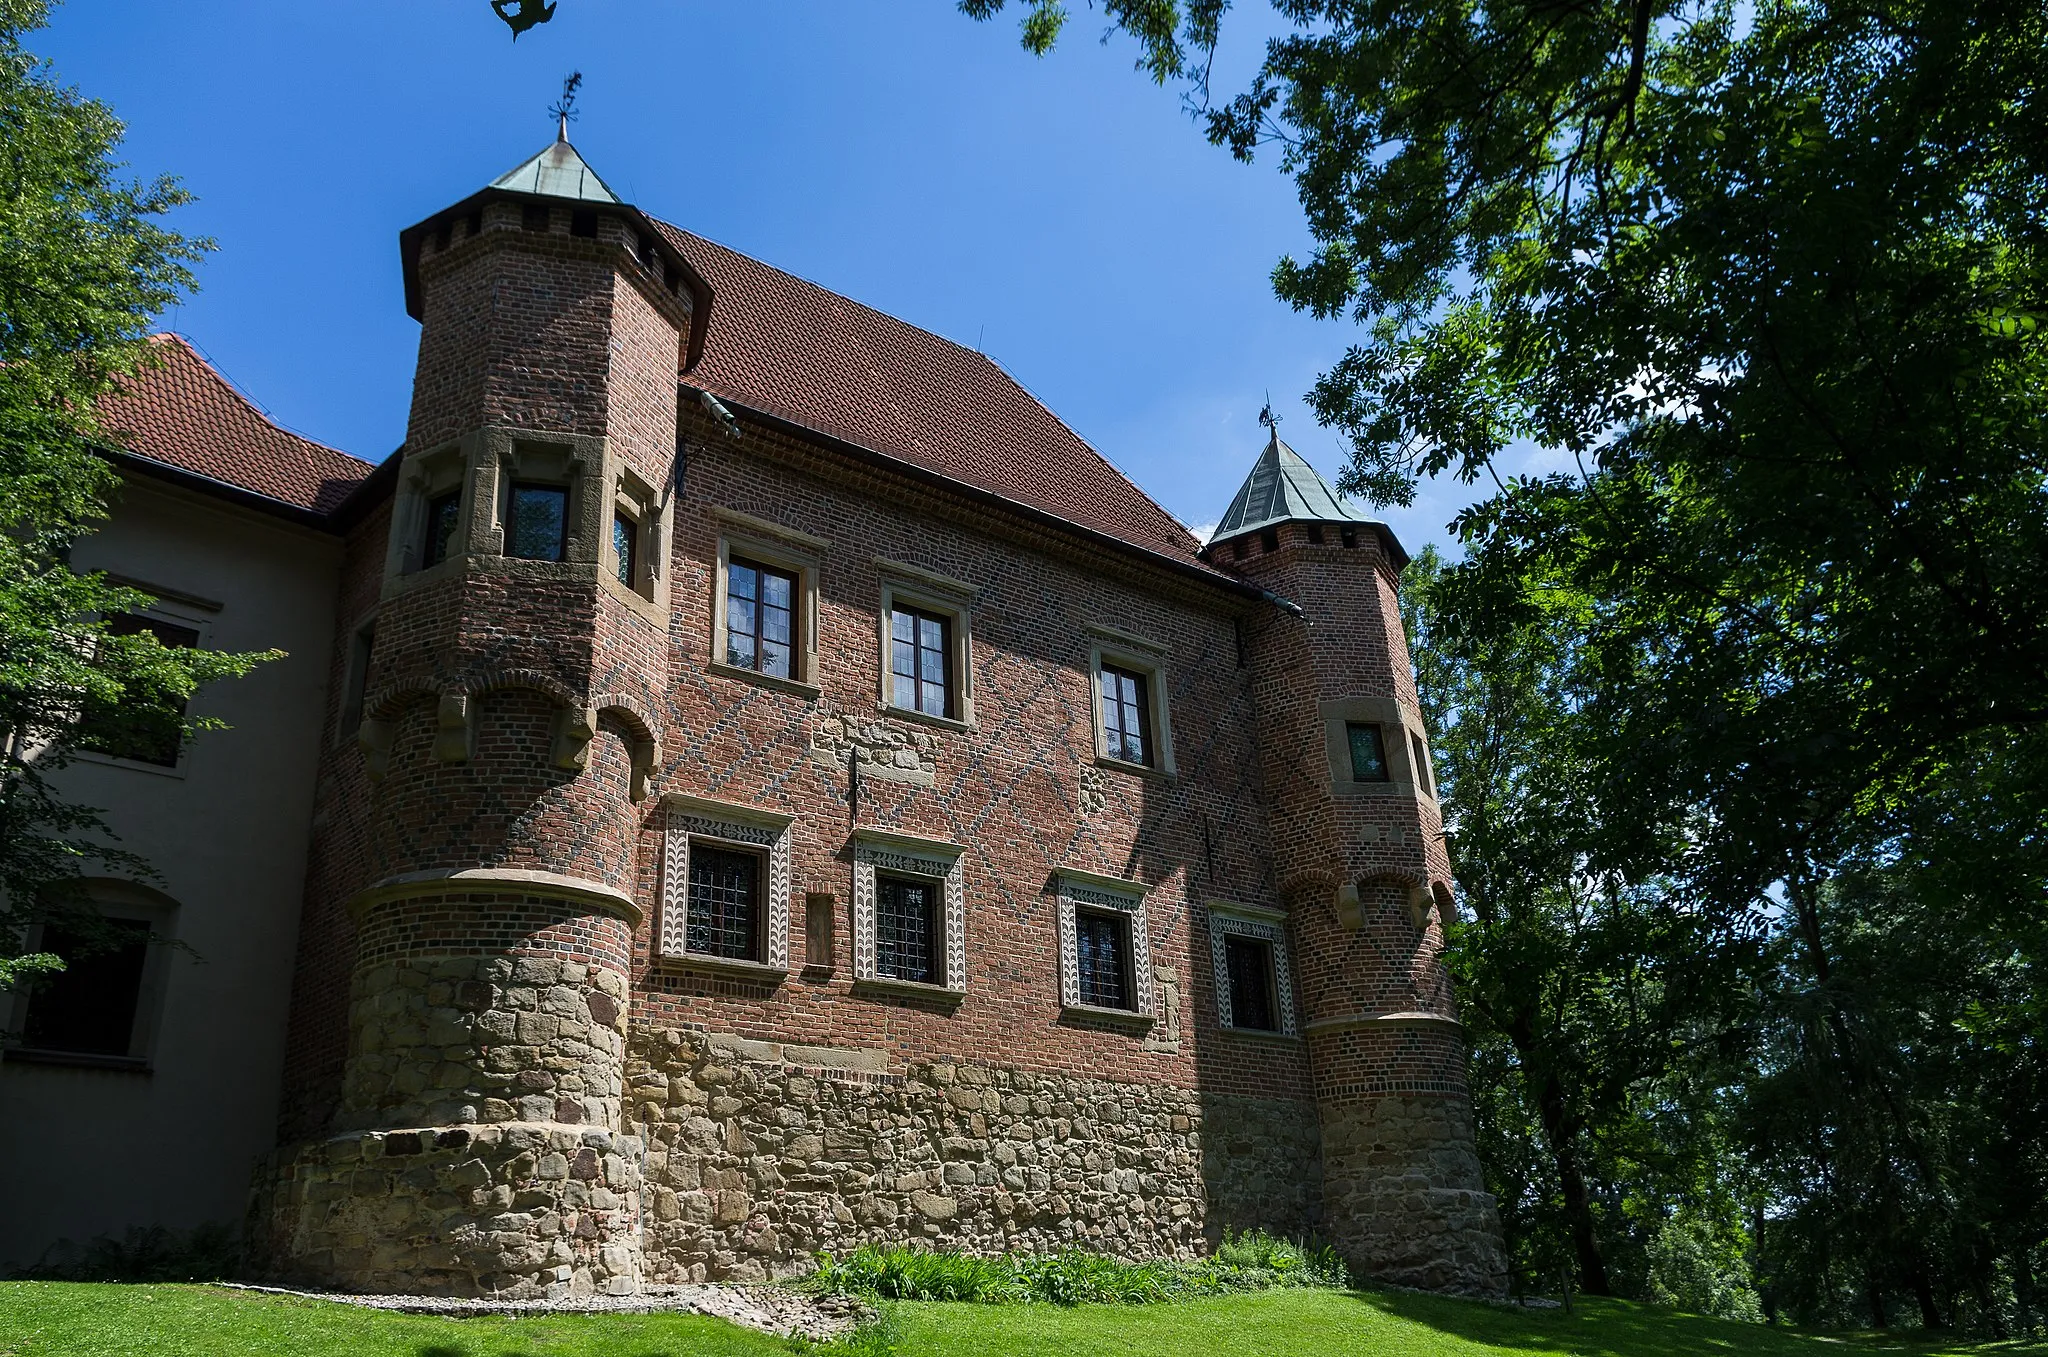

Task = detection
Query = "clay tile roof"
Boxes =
[655,222,1217,576]
[97,334,373,516]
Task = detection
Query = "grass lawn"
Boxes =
[4,1281,2046,1357]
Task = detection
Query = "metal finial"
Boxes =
[1258,394,1280,431]
[550,71,584,141]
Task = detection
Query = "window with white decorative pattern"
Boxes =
[1055,867,1154,1025]
[1205,900,1298,1037]
[659,793,795,976]
[850,828,967,999]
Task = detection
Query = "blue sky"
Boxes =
[43,0,1498,555]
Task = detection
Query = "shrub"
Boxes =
[805,1231,1350,1307]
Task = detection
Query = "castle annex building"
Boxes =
[0,135,1507,1298]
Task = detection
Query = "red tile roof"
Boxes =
[656,222,1214,574]
[98,334,373,516]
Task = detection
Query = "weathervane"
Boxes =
[549,71,583,141]
[1258,393,1281,431]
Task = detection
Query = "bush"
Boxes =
[805,1231,1350,1307]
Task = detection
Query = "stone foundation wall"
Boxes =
[624,1027,1322,1282]
[258,1122,644,1298]
[1319,1092,1507,1296]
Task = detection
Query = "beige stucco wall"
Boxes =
[0,473,341,1268]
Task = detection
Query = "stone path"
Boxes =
[215,1282,867,1341]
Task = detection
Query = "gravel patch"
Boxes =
[214,1281,867,1341]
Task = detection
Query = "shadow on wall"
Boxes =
[8,1222,242,1282]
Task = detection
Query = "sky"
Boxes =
[40,0,1501,556]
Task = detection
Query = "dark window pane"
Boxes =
[890,607,951,718]
[613,511,636,587]
[686,846,760,960]
[1225,935,1277,1031]
[876,877,936,984]
[23,919,151,1056]
[506,484,568,561]
[423,491,461,567]
[1075,911,1130,1009]
[1347,723,1389,782]
[76,615,199,767]
[726,559,799,677]
[1411,731,1433,796]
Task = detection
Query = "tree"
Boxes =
[0,0,271,989]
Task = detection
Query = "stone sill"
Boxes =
[1220,1025,1303,1044]
[852,976,965,1007]
[657,953,789,982]
[3,1047,152,1073]
[707,661,821,701]
[882,704,975,736]
[1060,1003,1156,1030]
[1093,752,1172,782]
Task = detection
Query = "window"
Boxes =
[1056,868,1154,1021]
[522,204,550,232]
[1075,911,1131,1010]
[657,795,795,973]
[875,876,936,985]
[613,509,638,588]
[570,207,598,238]
[423,491,461,567]
[891,607,951,718]
[1224,935,1277,1032]
[504,482,568,561]
[1207,900,1297,1036]
[20,918,150,1057]
[1305,523,1325,545]
[340,619,376,739]
[1347,722,1390,782]
[1259,527,1279,553]
[1339,525,1358,548]
[1100,665,1152,767]
[728,557,797,679]
[685,845,762,961]
[76,615,200,767]
[1411,731,1434,797]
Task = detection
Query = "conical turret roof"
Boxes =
[489,133,621,204]
[1211,429,1377,543]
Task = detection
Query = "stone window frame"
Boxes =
[1319,696,1435,804]
[1085,622,1176,778]
[709,507,826,698]
[0,878,180,1072]
[1054,866,1156,1028]
[658,792,795,979]
[874,558,978,732]
[850,827,967,1002]
[72,589,217,781]
[1205,899,1300,1038]
[604,465,666,613]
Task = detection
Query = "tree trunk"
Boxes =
[1912,1265,1944,1330]
[1868,1270,1888,1329]
[1530,1068,1612,1295]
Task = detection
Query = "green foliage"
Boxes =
[0,1,272,991]
[1644,1210,1764,1323]
[12,1222,243,1283]
[805,1233,1349,1307]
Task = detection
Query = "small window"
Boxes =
[431,222,451,252]
[1100,664,1152,767]
[613,510,638,588]
[875,875,937,984]
[1347,722,1390,782]
[504,482,568,562]
[76,615,200,767]
[890,607,951,718]
[1411,732,1433,797]
[20,918,152,1056]
[1259,527,1279,553]
[1339,525,1358,548]
[1075,910,1132,1010]
[1305,523,1325,545]
[521,204,551,232]
[465,209,484,238]
[685,845,762,961]
[1232,538,1247,561]
[727,557,797,679]
[570,208,598,238]
[423,490,461,567]
[340,620,376,737]
[1224,935,1277,1032]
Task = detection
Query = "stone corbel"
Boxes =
[357,718,395,782]
[434,693,473,763]
[1334,882,1363,930]
[629,739,661,803]
[551,705,598,771]
[1406,884,1435,930]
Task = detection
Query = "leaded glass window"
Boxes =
[1347,722,1390,782]
[613,510,637,587]
[1101,665,1151,766]
[1225,934,1277,1031]
[890,607,950,718]
[423,491,461,567]
[1075,911,1131,1009]
[875,875,936,984]
[727,558,796,679]
[505,482,568,562]
[686,845,761,961]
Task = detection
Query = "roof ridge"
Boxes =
[146,332,373,471]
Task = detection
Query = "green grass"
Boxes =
[3,1281,2045,1357]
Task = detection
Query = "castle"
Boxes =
[0,133,1507,1298]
